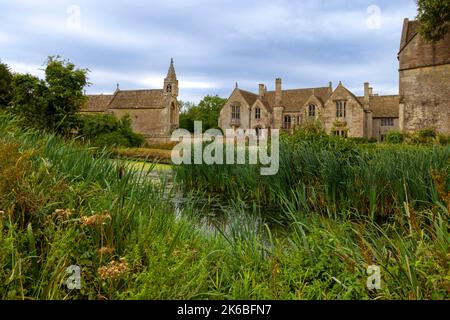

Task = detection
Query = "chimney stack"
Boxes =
[259,84,266,98]
[275,78,282,105]
[364,82,370,103]
[329,81,333,93]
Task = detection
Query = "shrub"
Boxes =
[384,130,405,144]
[79,114,146,148]
[411,128,437,144]
[437,134,450,146]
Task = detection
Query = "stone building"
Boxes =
[398,19,450,134]
[218,80,399,140]
[81,59,180,143]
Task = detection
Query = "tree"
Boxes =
[0,61,13,109]
[44,56,89,133]
[416,0,450,42]
[179,95,226,132]
[10,56,89,134]
[10,74,49,129]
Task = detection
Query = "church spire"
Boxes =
[166,57,177,80]
[164,58,178,97]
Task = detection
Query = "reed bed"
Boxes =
[0,114,448,300]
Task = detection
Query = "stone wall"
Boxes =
[399,64,450,134]
[322,85,365,137]
[219,91,252,131]
[110,108,171,138]
[372,118,400,140]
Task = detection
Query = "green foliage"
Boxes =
[0,114,448,300]
[79,114,146,148]
[437,134,450,145]
[384,130,405,144]
[416,0,450,42]
[0,61,13,108]
[10,73,49,129]
[9,56,89,135]
[44,56,89,133]
[179,95,226,132]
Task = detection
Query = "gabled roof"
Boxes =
[398,19,450,70]
[399,19,420,54]
[236,89,258,107]
[330,83,363,108]
[108,89,166,109]
[369,95,400,118]
[81,94,114,112]
[265,87,330,112]
[254,98,273,113]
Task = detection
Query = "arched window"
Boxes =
[308,104,316,117]
[170,103,176,124]
[255,107,261,120]
[166,84,172,93]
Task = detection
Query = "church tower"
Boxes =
[164,58,179,97]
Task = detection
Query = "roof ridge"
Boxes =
[117,89,164,92]
[266,86,329,93]
[237,88,257,96]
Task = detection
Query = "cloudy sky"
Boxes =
[0,0,418,102]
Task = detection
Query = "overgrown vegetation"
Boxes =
[3,57,145,148]
[78,114,145,148]
[0,113,448,300]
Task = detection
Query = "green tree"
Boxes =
[10,74,49,129]
[44,56,89,133]
[0,61,13,109]
[417,0,450,42]
[179,95,226,132]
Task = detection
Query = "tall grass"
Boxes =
[0,113,448,300]
[174,137,450,222]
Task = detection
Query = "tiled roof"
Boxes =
[237,89,258,107]
[370,95,399,118]
[108,89,166,109]
[265,87,331,112]
[81,94,114,112]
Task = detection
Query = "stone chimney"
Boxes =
[329,81,333,93]
[275,78,282,105]
[259,84,266,98]
[364,82,371,103]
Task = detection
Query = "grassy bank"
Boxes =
[0,114,448,300]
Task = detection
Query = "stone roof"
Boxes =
[237,89,258,107]
[399,19,420,53]
[81,94,114,112]
[356,95,399,118]
[398,19,450,70]
[108,89,166,109]
[266,87,331,112]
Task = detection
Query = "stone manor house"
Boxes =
[81,59,180,143]
[219,19,450,140]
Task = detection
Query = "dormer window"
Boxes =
[336,101,347,118]
[255,107,261,120]
[308,105,316,117]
